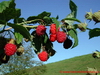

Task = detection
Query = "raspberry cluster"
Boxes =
[49,24,67,43]
[50,34,57,42]
[0,38,18,63]
[38,51,48,61]
[4,39,17,56]
[0,38,25,63]
[56,31,67,43]
[49,24,57,42]
[4,43,17,56]
[50,24,56,34]
[1,24,68,63]
[36,25,46,36]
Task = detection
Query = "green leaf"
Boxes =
[68,29,78,48]
[7,23,31,41]
[37,11,51,19]
[56,15,59,19]
[43,16,53,25]
[14,32,23,44]
[33,36,42,54]
[89,28,100,39]
[31,31,53,54]
[0,0,21,24]
[42,33,53,50]
[73,24,78,29]
[52,17,60,31]
[27,16,38,24]
[69,0,77,17]
[14,9,21,18]
[27,11,51,24]
[43,33,48,44]
[14,17,25,24]
[65,0,77,25]
[63,18,81,23]
[0,0,13,13]
[0,24,4,28]
[44,39,53,50]
[31,31,42,54]
[65,12,75,25]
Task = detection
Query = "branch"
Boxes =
[17,19,44,25]
[4,25,38,30]
[5,27,12,30]
[4,19,45,30]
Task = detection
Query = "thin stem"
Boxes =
[4,19,45,30]
[4,25,38,30]
[5,27,12,30]
[17,19,44,25]
[23,25,37,28]
[5,23,51,31]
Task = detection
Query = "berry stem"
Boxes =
[9,39,15,44]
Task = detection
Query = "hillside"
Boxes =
[6,53,100,75]
[43,54,100,75]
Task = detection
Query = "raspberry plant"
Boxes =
[0,0,100,64]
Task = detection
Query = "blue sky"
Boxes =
[0,0,100,64]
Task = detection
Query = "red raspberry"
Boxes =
[36,25,46,36]
[50,34,57,42]
[50,24,56,34]
[57,31,67,43]
[4,43,17,56]
[38,51,48,61]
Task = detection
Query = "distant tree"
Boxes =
[5,63,46,75]
[0,41,46,75]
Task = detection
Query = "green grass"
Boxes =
[7,53,100,75]
[43,54,100,75]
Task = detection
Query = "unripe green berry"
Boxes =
[78,23,87,32]
[85,12,93,20]
[67,25,74,30]
[92,10,100,24]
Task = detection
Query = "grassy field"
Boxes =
[43,54,100,75]
[7,53,100,75]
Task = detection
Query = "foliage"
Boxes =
[0,0,99,65]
